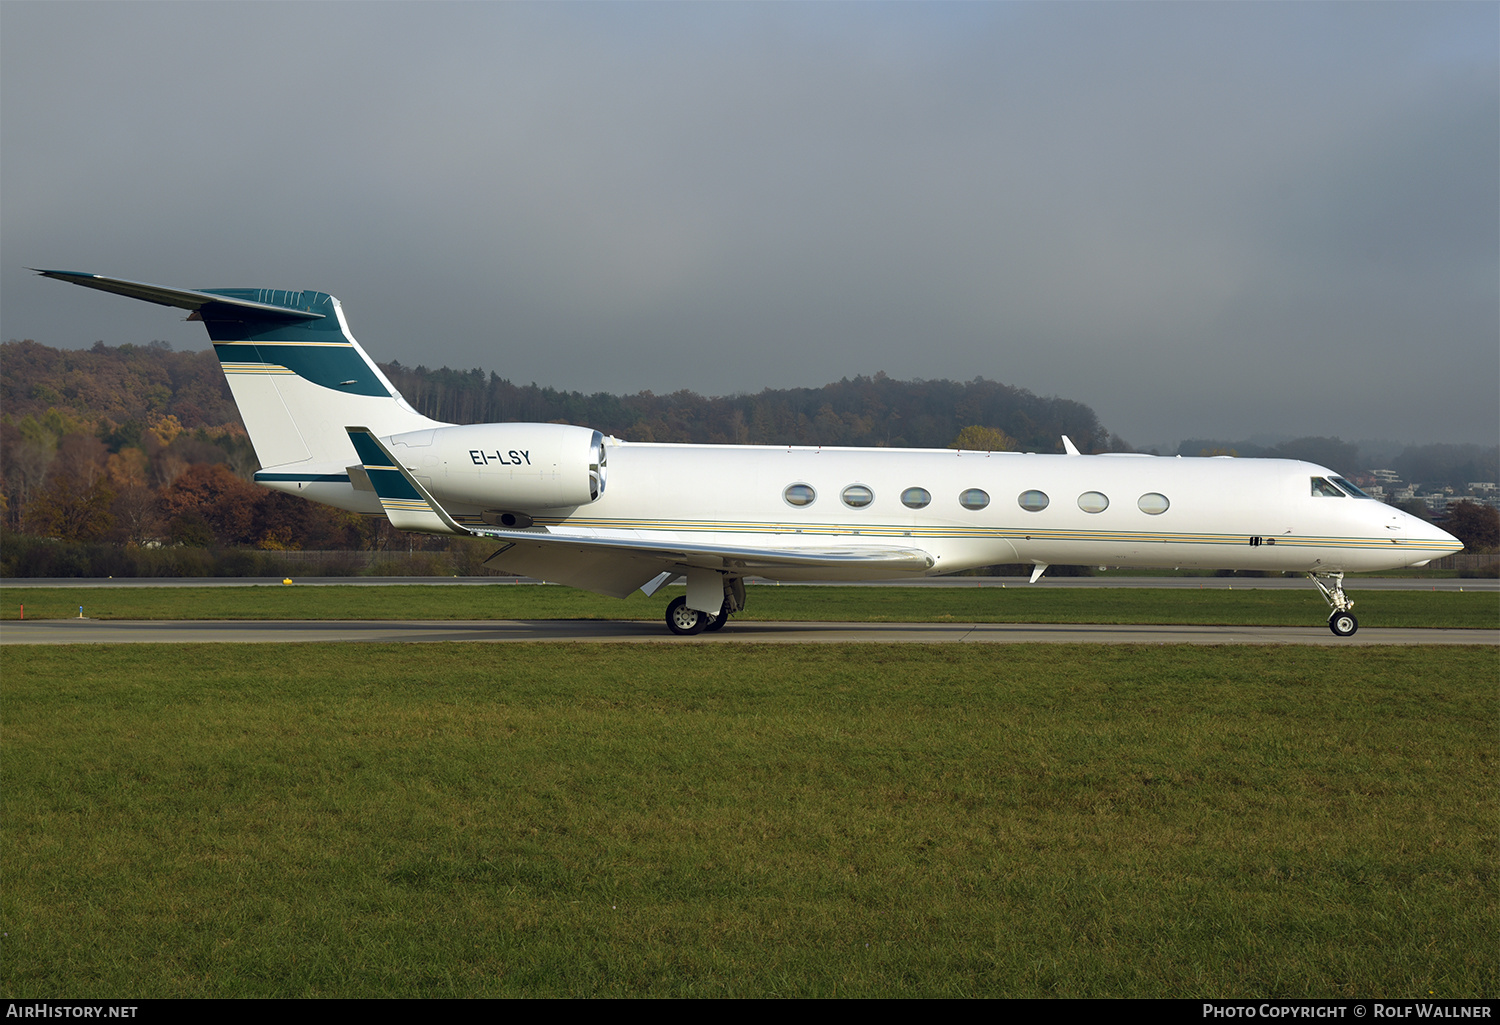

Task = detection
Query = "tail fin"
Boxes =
[34,271,447,471]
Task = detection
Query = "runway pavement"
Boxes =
[4,575,1495,590]
[3,618,1495,645]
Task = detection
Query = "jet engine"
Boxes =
[383,423,607,510]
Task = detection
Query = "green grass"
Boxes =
[3,583,1497,629]
[3,644,1495,997]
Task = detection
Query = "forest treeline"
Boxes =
[1,338,1116,451]
[0,338,1117,573]
[378,361,1121,453]
[1,338,1494,576]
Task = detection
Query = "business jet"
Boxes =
[37,270,1464,637]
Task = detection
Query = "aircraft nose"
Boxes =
[1431,523,1464,552]
[1402,513,1464,561]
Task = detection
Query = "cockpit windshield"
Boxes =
[1310,477,1345,497]
[1330,477,1373,499]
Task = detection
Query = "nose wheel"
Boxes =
[1310,572,1359,637]
[1328,611,1359,637]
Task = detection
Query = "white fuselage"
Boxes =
[39,270,1463,593]
[297,439,1457,578]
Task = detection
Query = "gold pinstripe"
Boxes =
[215,340,354,348]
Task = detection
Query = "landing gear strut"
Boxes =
[1309,571,1358,637]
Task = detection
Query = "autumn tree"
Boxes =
[1443,501,1499,552]
[25,471,115,541]
[949,425,1018,452]
[159,463,262,546]
[106,447,163,545]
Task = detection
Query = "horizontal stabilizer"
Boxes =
[33,270,324,321]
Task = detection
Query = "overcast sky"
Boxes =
[3,2,1495,450]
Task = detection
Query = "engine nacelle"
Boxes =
[384,423,607,510]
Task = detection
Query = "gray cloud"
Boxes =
[3,2,1494,448]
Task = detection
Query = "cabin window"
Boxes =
[1310,477,1345,497]
[901,487,931,509]
[841,484,874,508]
[1078,491,1109,513]
[1330,477,1373,499]
[1018,490,1049,512]
[783,483,817,507]
[1137,493,1169,515]
[959,488,990,510]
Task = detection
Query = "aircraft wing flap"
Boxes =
[480,542,673,599]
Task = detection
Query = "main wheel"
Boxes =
[1328,611,1358,637]
[666,596,708,636]
[704,600,730,632]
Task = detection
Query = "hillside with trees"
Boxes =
[1,339,1122,574]
[3,339,1493,576]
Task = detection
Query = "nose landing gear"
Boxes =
[1328,610,1359,637]
[1310,572,1358,636]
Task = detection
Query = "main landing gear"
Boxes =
[1309,571,1358,637]
[665,595,711,635]
[664,576,745,636]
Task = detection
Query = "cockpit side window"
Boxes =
[1330,477,1373,499]
[1310,477,1345,497]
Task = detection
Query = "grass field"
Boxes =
[3,582,1497,629]
[3,643,1495,997]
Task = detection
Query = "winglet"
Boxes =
[1061,435,1081,456]
[345,426,471,536]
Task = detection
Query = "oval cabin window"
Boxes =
[901,487,931,509]
[1018,490,1049,512]
[783,483,816,507]
[841,484,874,509]
[1078,491,1109,513]
[959,489,990,511]
[1137,493,1169,515]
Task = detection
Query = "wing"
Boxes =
[346,427,935,597]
